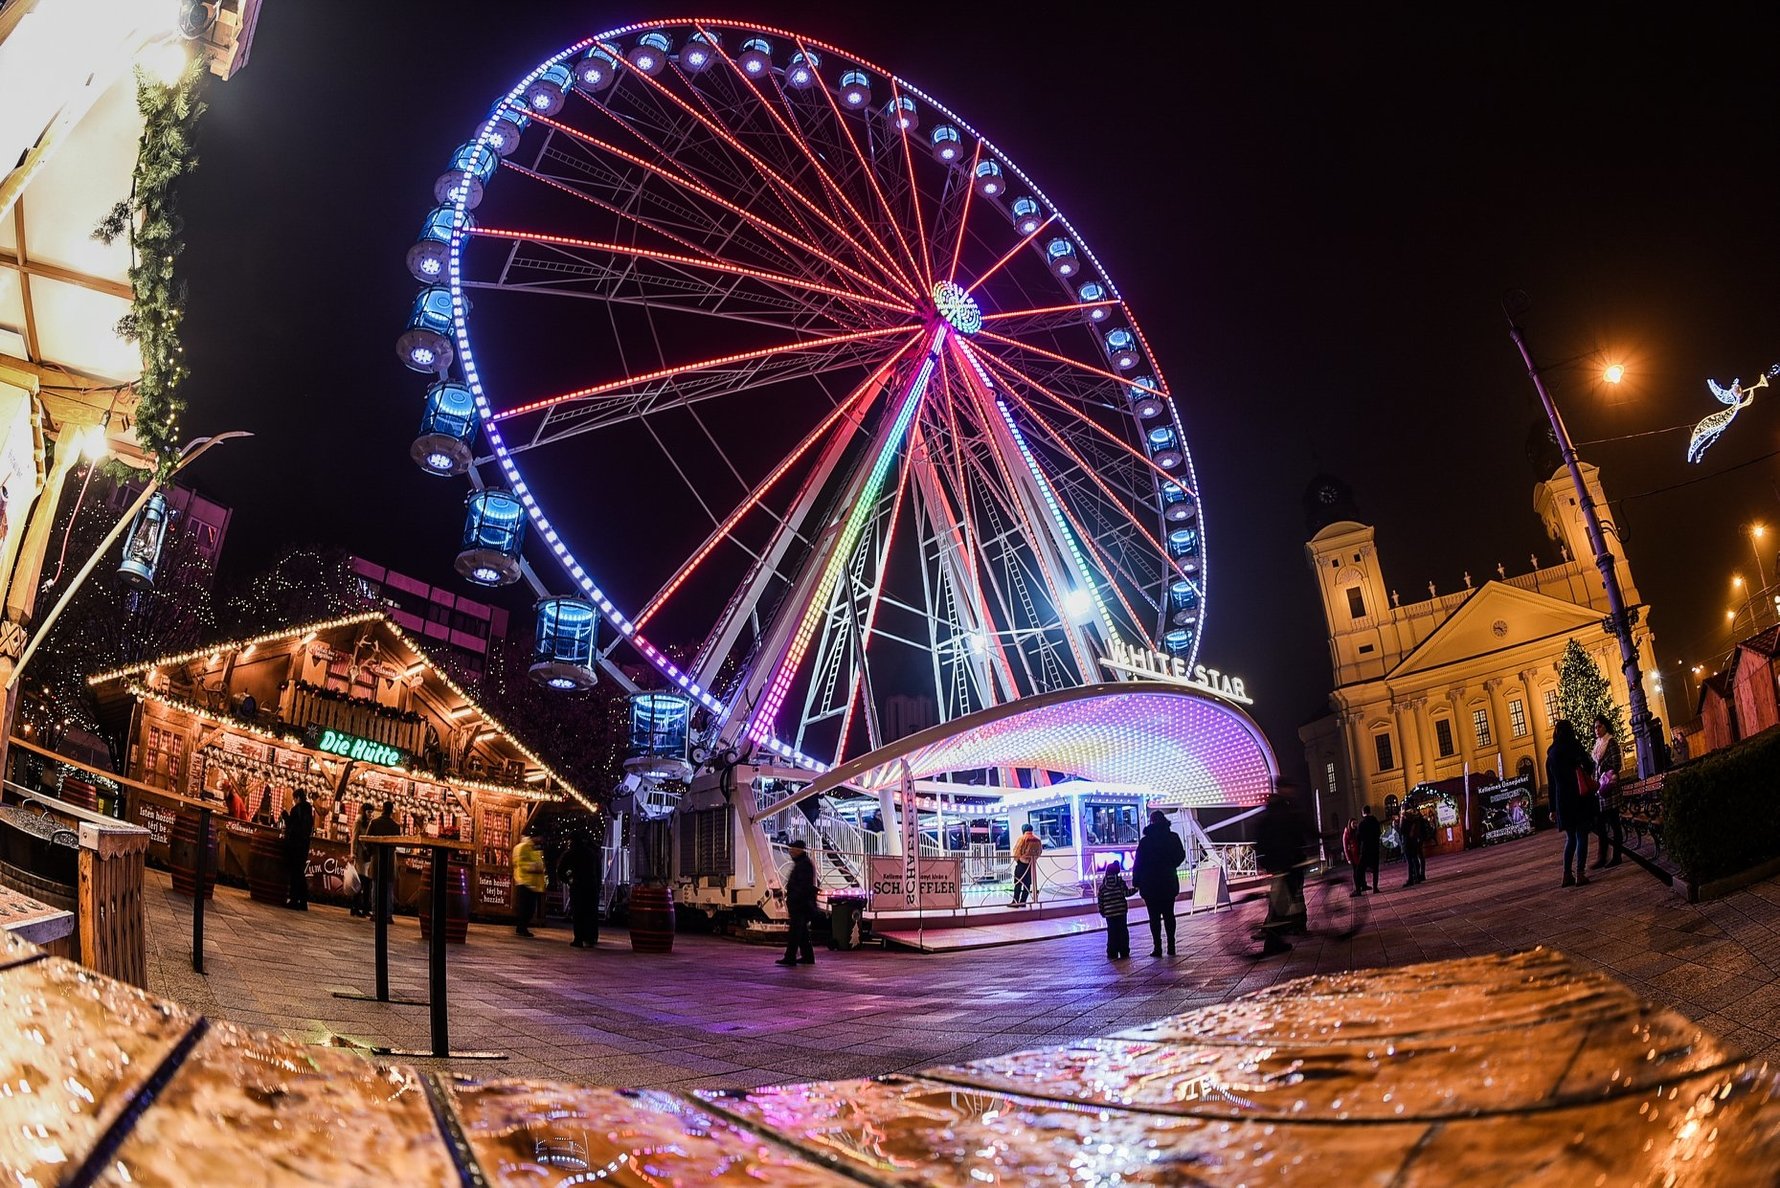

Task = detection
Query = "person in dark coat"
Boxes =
[1546,719,1596,887]
[1131,810,1187,957]
[281,789,314,910]
[1401,807,1428,887]
[557,833,604,949]
[1254,789,1311,956]
[776,839,819,967]
[1356,805,1381,892]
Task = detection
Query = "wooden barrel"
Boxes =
[168,809,217,900]
[418,857,470,945]
[628,883,674,953]
[248,829,287,906]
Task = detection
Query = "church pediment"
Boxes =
[1387,582,1604,679]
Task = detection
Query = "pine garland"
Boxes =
[94,58,210,473]
[1557,639,1626,742]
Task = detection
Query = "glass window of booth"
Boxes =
[1028,804,1073,849]
[1083,802,1139,846]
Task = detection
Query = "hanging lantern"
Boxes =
[117,491,170,589]
[397,286,455,373]
[529,598,598,690]
[624,692,693,781]
[411,380,478,475]
[455,490,526,586]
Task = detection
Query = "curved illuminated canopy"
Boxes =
[777,681,1278,812]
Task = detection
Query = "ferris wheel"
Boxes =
[399,19,1207,776]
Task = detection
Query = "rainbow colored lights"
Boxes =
[750,324,950,740]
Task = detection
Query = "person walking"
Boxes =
[1356,805,1381,892]
[281,788,314,911]
[557,832,603,949]
[1131,809,1186,956]
[776,838,818,966]
[1591,714,1624,868]
[1341,817,1364,892]
[1547,720,1596,887]
[349,801,376,918]
[1401,808,1428,886]
[1097,860,1132,961]
[1254,789,1310,956]
[512,824,547,937]
[1010,824,1043,906]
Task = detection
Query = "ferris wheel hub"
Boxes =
[930,281,981,336]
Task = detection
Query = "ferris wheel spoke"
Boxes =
[979,298,1121,325]
[589,41,925,304]
[794,37,936,304]
[495,333,912,446]
[633,340,913,630]
[525,113,910,308]
[694,25,927,303]
[887,81,937,291]
[942,141,982,286]
[466,227,915,328]
[972,329,1166,402]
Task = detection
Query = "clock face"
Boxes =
[1318,485,1339,504]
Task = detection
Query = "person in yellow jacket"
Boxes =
[512,825,548,938]
[1011,823,1043,906]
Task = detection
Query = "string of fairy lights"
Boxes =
[88,611,594,810]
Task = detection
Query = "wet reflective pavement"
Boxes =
[141,833,1780,1090]
[4,931,1779,1183]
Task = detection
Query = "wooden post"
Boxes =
[191,806,209,974]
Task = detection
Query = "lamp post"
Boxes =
[1750,525,1771,626]
[6,432,252,692]
[1505,304,1655,778]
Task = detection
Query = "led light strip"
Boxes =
[749,323,949,740]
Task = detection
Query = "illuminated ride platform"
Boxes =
[650,681,1279,939]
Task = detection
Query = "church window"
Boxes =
[1325,761,1338,797]
[1435,718,1455,758]
[1509,698,1528,738]
[1473,708,1492,748]
[1373,732,1395,772]
[1345,587,1366,619]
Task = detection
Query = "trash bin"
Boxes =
[830,895,864,950]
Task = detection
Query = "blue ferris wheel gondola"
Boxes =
[411,380,478,476]
[397,286,455,374]
[530,598,599,690]
[625,692,693,781]
[455,489,526,586]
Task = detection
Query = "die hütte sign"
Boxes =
[1100,638,1254,705]
[309,727,408,768]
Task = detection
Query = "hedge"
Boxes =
[1663,724,1780,885]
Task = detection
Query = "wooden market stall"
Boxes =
[86,611,589,920]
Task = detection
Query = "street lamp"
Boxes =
[1750,525,1771,625]
[7,432,252,692]
[1505,297,1656,778]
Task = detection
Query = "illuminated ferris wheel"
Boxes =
[399,19,1206,775]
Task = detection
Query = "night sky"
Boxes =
[173,3,1780,774]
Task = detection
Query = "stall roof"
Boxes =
[774,682,1279,817]
[86,610,593,810]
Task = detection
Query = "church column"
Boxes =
[1484,677,1510,778]
[1446,687,1474,775]
[1519,668,1548,782]
[1340,708,1369,808]
[1393,696,1423,788]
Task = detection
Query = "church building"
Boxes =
[1299,464,1668,829]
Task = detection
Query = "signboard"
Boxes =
[306,726,408,768]
[139,801,175,847]
[1100,638,1253,704]
[868,856,963,911]
[477,869,513,911]
[1476,775,1535,845]
[898,760,917,908]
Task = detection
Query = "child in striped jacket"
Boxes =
[1098,861,1131,961]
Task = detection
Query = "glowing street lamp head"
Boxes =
[1754,524,1766,540]
[1603,363,1626,385]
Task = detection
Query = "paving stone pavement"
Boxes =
[143,833,1780,1088]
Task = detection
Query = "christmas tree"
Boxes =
[1557,639,1626,741]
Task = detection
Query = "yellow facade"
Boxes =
[1300,464,1669,827]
